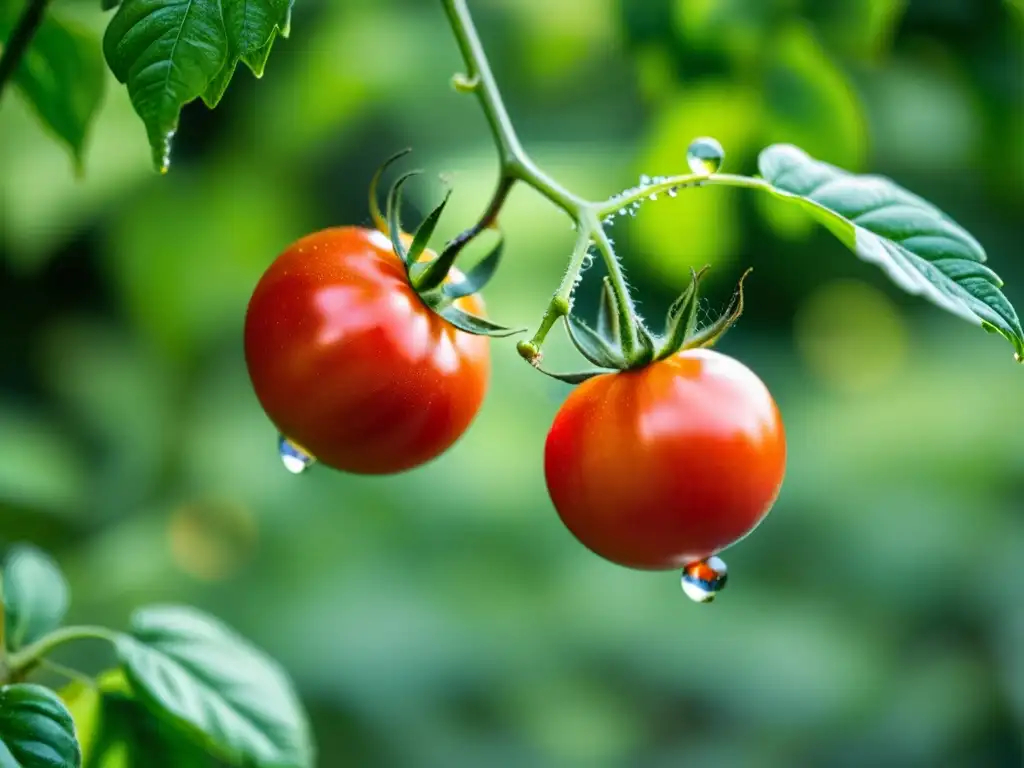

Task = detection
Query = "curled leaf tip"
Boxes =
[370,148,415,232]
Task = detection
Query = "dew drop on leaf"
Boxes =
[686,136,725,175]
[680,555,728,603]
[279,435,315,474]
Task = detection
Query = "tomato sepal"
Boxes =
[436,305,524,338]
[655,266,707,361]
[386,169,423,267]
[443,235,504,300]
[406,189,453,279]
[680,268,751,351]
[596,277,620,341]
[564,313,626,368]
[532,366,611,384]
[369,148,413,233]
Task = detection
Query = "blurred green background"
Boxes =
[2,0,1024,765]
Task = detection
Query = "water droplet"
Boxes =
[279,435,315,474]
[618,208,627,216]
[603,216,615,226]
[649,193,658,201]
[668,187,678,198]
[686,136,725,175]
[639,174,652,186]
[680,556,728,603]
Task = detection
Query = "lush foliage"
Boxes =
[0,545,312,765]
[2,0,1023,765]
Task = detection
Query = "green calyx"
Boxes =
[537,268,752,385]
[369,150,522,338]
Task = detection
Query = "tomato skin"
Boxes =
[244,227,489,474]
[544,349,785,569]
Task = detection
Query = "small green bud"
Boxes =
[517,340,541,363]
[552,296,571,316]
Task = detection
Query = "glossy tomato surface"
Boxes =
[244,227,489,474]
[544,349,785,569]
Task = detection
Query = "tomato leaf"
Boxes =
[564,314,625,369]
[2,543,69,652]
[443,236,504,300]
[205,0,292,107]
[0,10,105,171]
[0,684,81,768]
[63,673,229,767]
[114,605,313,768]
[436,306,524,338]
[757,144,1024,360]
[103,0,292,171]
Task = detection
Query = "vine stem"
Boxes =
[7,625,119,680]
[440,0,761,354]
[440,0,627,349]
[0,0,52,100]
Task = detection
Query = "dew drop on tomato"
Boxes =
[680,556,728,603]
[278,435,316,474]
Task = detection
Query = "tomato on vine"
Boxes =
[244,154,519,475]
[545,349,785,570]
[534,269,785,600]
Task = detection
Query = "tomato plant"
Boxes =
[2,0,1023,763]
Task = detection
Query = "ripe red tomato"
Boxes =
[244,227,490,474]
[544,349,785,569]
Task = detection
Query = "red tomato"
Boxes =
[244,227,489,474]
[544,349,785,569]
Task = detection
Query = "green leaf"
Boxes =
[114,605,313,768]
[758,144,1024,360]
[200,59,237,110]
[0,684,81,768]
[0,12,105,171]
[443,236,504,300]
[103,0,292,171]
[2,544,69,652]
[205,0,291,107]
[564,315,625,369]
[436,306,524,338]
[241,28,278,76]
[103,0,227,170]
[63,673,228,768]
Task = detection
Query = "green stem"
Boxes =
[0,0,51,100]
[526,226,593,349]
[8,625,119,677]
[441,0,766,362]
[596,173,773,218]
[441,0,610,357]
[590,218,639,355]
